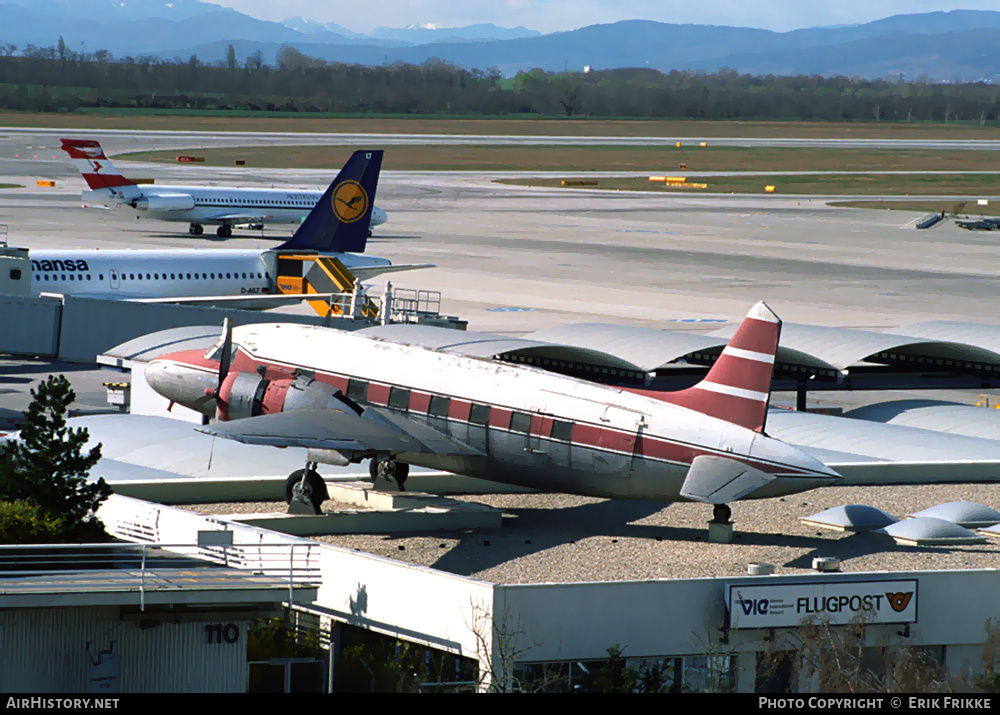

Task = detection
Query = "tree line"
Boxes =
[2,41,1000,122]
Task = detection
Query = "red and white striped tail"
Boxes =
[60,138,134,190]
[663,301,781,432]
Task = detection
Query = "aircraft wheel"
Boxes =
[189,223,204,235]
[285,469,328,510]
[369,458,409,491]
[712,503,732,524]
[217,225,232,238]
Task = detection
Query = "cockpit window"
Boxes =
[203,341,236,363]
[203,341,223,361]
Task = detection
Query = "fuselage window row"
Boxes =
[34,270,264,284]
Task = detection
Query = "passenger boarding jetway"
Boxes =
[0,245,464,363]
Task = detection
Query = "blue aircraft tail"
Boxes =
[277,150,383,253]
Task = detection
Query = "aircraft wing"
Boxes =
[351,263,435,281]
[127,292,343,310]
[198,407,483,459]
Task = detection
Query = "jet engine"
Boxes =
[130,193,196,212]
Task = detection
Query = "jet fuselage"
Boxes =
[26,249,391,301]
[84,185,389,229]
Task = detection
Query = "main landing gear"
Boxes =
[708,503,734,544]
[711,504,732,525]
[216,225,233,238]
[188,223,204,235]
[285,464,328,514]
[369,458,409,491]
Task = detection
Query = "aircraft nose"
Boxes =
[145,357,217,414]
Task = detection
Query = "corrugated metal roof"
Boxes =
[843,400,1000,441]
[525,323,726,372]
[73,415,437,484]
[358,324,644,370]
[891,321,1000,353]
[711,322,1000,370]
[767,409,1000,484]
[77,414,310,480]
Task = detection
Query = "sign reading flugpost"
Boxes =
[728,580,917,629]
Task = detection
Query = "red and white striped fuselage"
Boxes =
[148,323,839,501]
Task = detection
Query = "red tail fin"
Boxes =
[60,138,134,190]
[658,301,781,432]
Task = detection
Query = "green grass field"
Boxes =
[498,173,1000,196]
[4,110,1000,139]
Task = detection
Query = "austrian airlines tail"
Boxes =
[276,149,383,255]
[60,138,138,193]
[641,302,781,433]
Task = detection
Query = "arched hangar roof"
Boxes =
[526,323,726,372]
[709,322,1000,371]
[844,400,1000,441]
[360,320,1000,378]
[891,321,1000,353]
[356,324,644,371]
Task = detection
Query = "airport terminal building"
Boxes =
[7,494,985,693]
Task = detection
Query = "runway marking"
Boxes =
[615,229,677,235]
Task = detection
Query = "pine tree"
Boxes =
[0,375,109,537]
[591,644,637,693]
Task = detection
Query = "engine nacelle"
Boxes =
[131,193,196,212]
[217,371,355,421]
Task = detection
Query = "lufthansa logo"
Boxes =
[331,180,368,224]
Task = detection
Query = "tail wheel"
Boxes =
[285,469,328,510]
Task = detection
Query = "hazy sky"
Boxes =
[207,0,1000,34]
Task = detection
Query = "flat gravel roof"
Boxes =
[191,480,1000,585]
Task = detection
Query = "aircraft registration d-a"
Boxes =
[145,301,842,516]
[11,150,430,310]
[61,138,388,238]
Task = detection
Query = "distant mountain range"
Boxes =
[3,1,1000,81]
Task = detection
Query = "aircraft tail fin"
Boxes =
[660,301,781,433]
[60,138,136,191]
[276,150,383,254]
